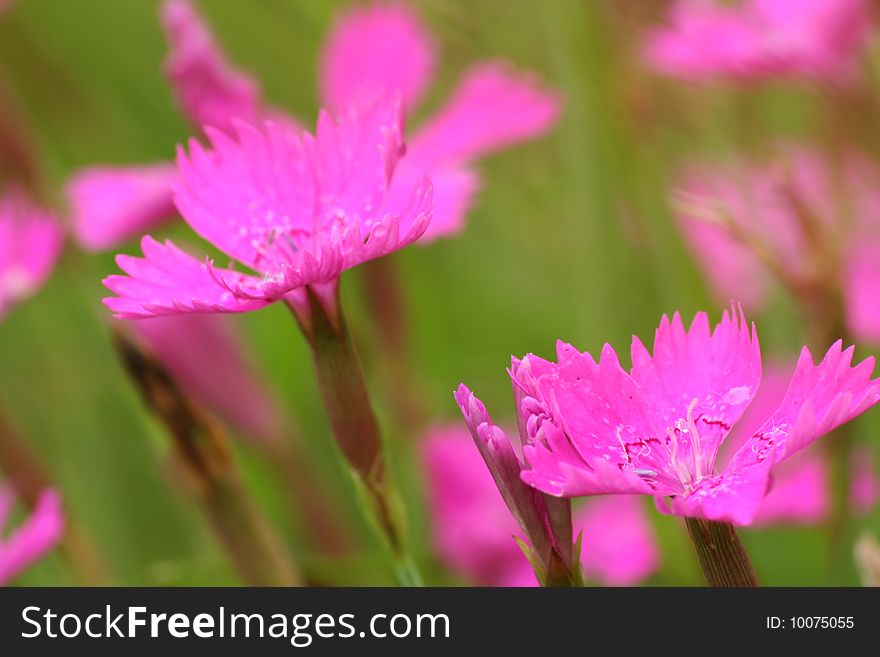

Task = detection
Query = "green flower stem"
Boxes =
[685,517,759,587]
[291,285,423,586]
[113,327,301,587]
[200,470,302,587]
[257,432,355,556]
[392,553,425,588]
[543,548,584,588]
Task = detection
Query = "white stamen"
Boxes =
[687,398,703,480]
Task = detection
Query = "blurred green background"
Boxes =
[0,0,877,586]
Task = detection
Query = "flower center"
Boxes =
[665,397,710,493]
[250,227,311,273]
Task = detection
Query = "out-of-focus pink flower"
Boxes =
[0,188,63,321]
[674,149,835,308]
[852,447,880,511]
[644,0,871,85]
[66,163,179,252]
[673,165,783,309]
[422,424,531,586]
[673,148,880,344]
[752,454,828,525]
[130,314,281,440]
[0,0,12,16]
[0,488,64,586]
[846,242,880,344]
[161,0,261,133]
[320,2,435,113]
[574,495,660,586]
[319,3,560,241]
[459,308,880,526]
[103,95,432,319]
[422,425,658,586]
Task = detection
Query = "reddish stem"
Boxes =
[685,517,759,587]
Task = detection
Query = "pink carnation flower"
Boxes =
[130,314,281,440]
[457,308,880,526]
[0,188,63,321]
[319,2,560,241]
[69,1,557,251]
[644,0,871,85]
[103,95,432,319]
[673,148,880,344]
[422,425,659,586]
[0,487,65,585]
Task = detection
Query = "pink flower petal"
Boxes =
[317,3,560,242]
[411,61,561,166]
[513,345,667,497]
[722,363,791,456]
[161,0,262,133]
[318,2,436,112]
[66,163,178,251]
[660,460,777,525]
[644,0,764,82]
[721,362,828,525]
[0,489,65,586]
[0,188,63,321]
[308,98,406,227]
[708,342,880,525]
[630,309,762,485]
[388,159,481,243]
[103,236,271,319]
[727,362,878,525]
[729,342,880,473]
[130,314,280,440]
[749,0,869,81]
[173,122,318,269]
